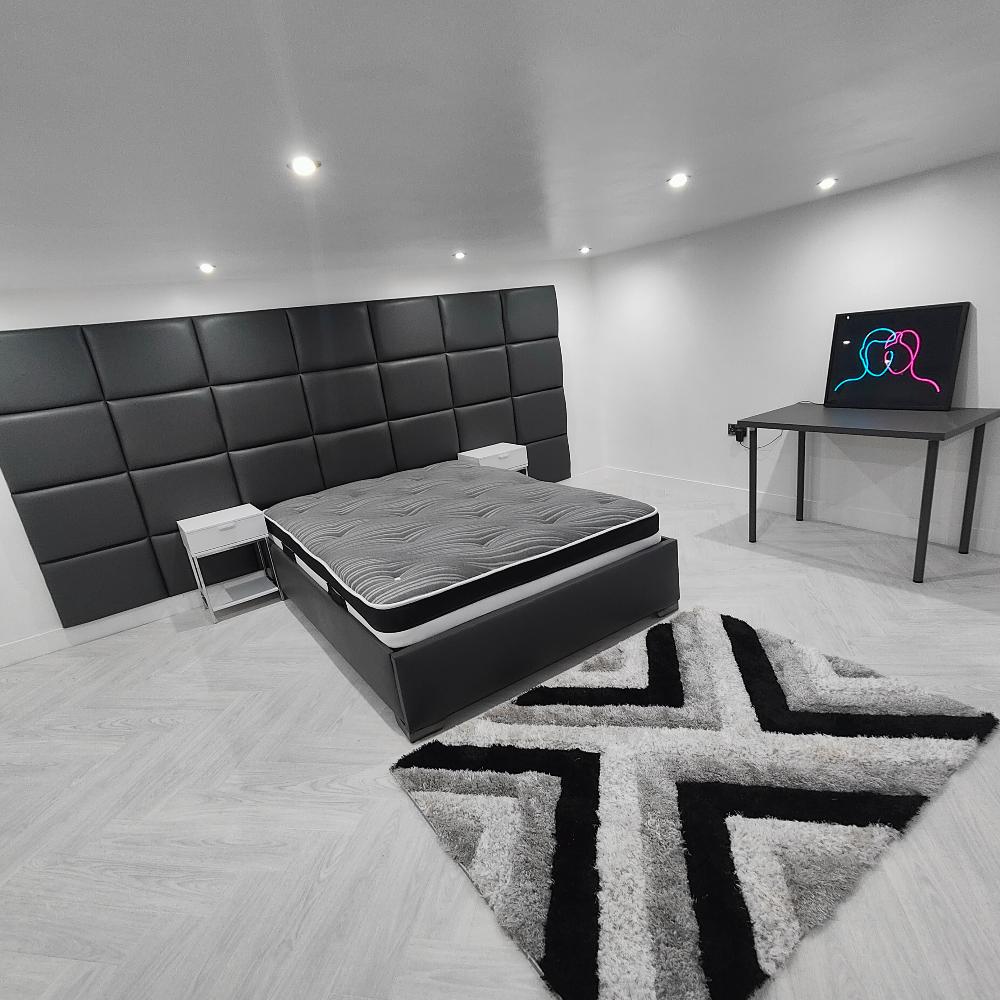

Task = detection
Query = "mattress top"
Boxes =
[265,461,658,610]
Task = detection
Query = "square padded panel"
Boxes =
[302,366,386,433]
[390,411,459,471]
[502,285,558,343]
[131,454,241,535]
[42,540,167,627]
[369,297,444,361]
[109,389,225,469]
[0,403,124,493]
[229,437,323,509]
[507,338,564,395]
[14,474,148,564]
[447,347,510,406]
[194,310,297,384]
[316,424,396,487]
[0,326,100,414]
[379,356,453,419]
[287,302,376,371]
[151,530,260,596]
[455,399,517,451]
[513,388,568,443]
[527,435,571,482]
[439,291,504,351]
[213,376,311,451]
[84,318,207,398]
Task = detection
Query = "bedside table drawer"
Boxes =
[486,447,528,470]
[183,511,267,556]
[458,442,528,471]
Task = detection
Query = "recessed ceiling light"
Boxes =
[452,250,466,260]
[667,172,689,189]
[578,245,592,255]
[198,262,216,274]
[289,155,320,177]
[817,176,838,191]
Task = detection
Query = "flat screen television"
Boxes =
[823,302,970,411]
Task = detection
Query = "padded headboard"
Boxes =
[0,285,569,627]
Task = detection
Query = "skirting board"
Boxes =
[0,590,203,668]
[580,467,1000,556]
[0,572,270,668]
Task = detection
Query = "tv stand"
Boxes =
[736,404,1000,582]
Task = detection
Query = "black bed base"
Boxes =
[271,538,680,741]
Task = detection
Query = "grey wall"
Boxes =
[0,285,569,627]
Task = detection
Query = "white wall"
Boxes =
[591,154,1000,553]
[0,258,601,661]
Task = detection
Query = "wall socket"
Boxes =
[727,423,747,443]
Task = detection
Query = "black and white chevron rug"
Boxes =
[392,607,997,1000]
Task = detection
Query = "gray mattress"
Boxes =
[264,461,659,635]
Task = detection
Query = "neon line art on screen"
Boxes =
[834,327,941,394]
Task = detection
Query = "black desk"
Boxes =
[736,404,1000,582]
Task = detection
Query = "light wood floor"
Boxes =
[2,469,999,1000]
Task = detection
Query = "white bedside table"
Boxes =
[457,442,529,474]
[177,504,283,622]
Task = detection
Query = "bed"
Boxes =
[265,461,679,740]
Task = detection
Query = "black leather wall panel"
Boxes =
[132,454,240,535]
[455,399,517,451]
[194,310,298,383]
[513,388,568,443]
[501,286,558,343]
[0,285,569,627]
[41,540,167,628]
[380,356,453,419]
[288,303,376,370]
[213,377,312,451]
[302,366,387,433]
[508,338,564,395]
[229,438,324,509]
[109,389,224,469]
[0,327,102,413]
[85,318,207,397]
[390,411,460,471]
[447,347,511,406]
[14,474,147,563]
[439,291,505,350]
[0,404,125,493]
[316,424,396,487]
[370,297,445,360]
[527,435,572,483]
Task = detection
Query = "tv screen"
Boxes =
[823,302,970,410]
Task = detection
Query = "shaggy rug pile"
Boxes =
[391,607,996,1000]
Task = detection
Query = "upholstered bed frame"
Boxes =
[0,284,679,739]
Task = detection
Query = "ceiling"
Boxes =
[3,0,1000,291]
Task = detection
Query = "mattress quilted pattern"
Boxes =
[265,461,657,608]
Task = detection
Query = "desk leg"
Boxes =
[913,440,939,583]
[796,431,806,521]
[959,424,986,555]
[748,428,757,543]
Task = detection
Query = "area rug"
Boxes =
[391,607,997,1000]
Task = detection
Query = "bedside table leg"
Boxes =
[190,555,217,623]
[262,538,285,600]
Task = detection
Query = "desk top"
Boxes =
[737,403,1000,441]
